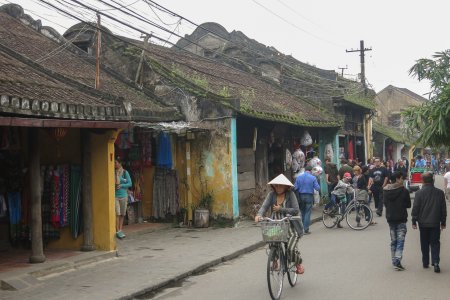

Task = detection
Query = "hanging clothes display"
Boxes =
[41,164,82,242]
[152,167,180,219]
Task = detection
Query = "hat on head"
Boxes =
[344,172,352,178]
[268,174,294,187]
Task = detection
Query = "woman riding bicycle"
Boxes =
[255,174,305,274]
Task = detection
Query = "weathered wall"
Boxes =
[189,119,234,218]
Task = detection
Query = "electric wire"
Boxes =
[37,0,366,101]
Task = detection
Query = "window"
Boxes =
[388,113,401,127]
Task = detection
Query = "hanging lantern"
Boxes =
[47,128,68,157]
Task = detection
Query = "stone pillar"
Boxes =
[81,129,95,251]
[29,128,45,263]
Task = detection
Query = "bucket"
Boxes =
[194,209,210,228]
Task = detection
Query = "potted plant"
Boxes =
[194,191,213,228]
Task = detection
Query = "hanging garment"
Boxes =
[50,167,60,228]
[152,168,179,219]
[59,165,70,227]
[156,132,173,169]
[7,191,21,225]
[42,166,60,241]
[348,140,354,160]
[69,165,82,239]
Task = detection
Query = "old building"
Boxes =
[374,85,427,161]
[0,4,180,258]
[176,22,376,164]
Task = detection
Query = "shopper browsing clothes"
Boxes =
[115,157,132,239]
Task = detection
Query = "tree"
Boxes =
[402,50,450,147]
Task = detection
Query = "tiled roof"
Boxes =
[0,49,125,120]
[0,7,180,122]
[373,121,410,145]
[143,44,340,127]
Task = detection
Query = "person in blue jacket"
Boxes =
[115,157,132,239]
[294,165,320,234]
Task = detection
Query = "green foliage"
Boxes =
[198,191,214,210]
[218,86,231,98]
[403,50,450,147]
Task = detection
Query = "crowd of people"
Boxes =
[255,154,450,276]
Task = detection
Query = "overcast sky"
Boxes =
[4,0,448,97]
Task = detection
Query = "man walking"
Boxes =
[294,165,320,234]
[412,172,447,273]
[383,172,411,271]
[368,158,389,217]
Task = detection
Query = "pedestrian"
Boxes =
[115,157,132,239]
[383,172,411,271]
[394,159,408,179]
[294,165,320,234]
[324,158,339,200]
[338,159,354,180]
[368,158,389,217]
[443,164,450,201]
[411,172,447,273]
[255,174,305,274]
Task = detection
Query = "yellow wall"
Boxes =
[90,130,119,250]
[142,166,155,218]
[189,122,233,218]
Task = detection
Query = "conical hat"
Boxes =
[268,174,294,187]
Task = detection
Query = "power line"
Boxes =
[36,0,365,102]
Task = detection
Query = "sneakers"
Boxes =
[394,262,405,271]
[116,231,126,239]
[296,264,305,274]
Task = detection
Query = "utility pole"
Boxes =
[346,40,372,94]
[338,65,348,77]
[135,34,151,85]
[95,13,101,89]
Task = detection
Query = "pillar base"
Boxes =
[29,255,46,264]
[81,245,96,252]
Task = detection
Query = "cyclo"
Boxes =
[255,174,303,300]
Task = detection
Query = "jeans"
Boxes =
[389,223,407,265]
[299,194,314,232]
[419,226,441,266]
[372,188,383,215]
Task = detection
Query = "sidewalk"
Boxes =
[0,206,323,300]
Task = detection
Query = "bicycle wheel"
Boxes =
[322,204,340,228]
[267,246,284,300]
[346,202,372,230]
[285,244,298,287]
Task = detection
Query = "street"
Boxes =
[143,176,450,300]
[145,214,450,300]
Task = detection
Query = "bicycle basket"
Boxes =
[260,220,289,242]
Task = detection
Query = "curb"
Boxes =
[120,214,323,300]
[119,241,266,300]
[0,251,117,291]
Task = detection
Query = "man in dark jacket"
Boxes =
[383,172,411,271]
[412,172,447,273]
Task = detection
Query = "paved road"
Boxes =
[145,177,450,300]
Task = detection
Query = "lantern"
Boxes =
[47,128,68,157]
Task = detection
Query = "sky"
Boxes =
[3,0,448,97]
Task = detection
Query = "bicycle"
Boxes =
[322,192,373,230]
[259,216,299,300]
